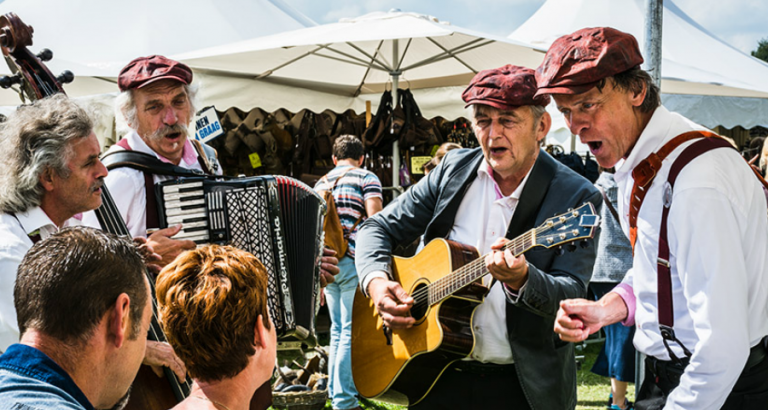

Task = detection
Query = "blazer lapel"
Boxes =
[506,150,557,239]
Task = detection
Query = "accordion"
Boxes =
[156,176,326,345]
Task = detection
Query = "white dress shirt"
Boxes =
[82,131,213,238]
[614,106,768,410]
[0,207,80,351]
[448,163,531,364]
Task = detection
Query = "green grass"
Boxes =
[272,340,633,410]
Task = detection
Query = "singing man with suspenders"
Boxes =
[548,28,768,409]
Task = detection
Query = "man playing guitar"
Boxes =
[355,65,601,409]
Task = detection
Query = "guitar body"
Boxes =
[351,239,486,405]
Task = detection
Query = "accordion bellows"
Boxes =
[157,176,326,346]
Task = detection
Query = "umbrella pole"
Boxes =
[391,73,400,197]
[391,39,401,198]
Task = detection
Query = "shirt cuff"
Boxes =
[503,279,528,304]
[611,283,635,326]
[361,271,389,297]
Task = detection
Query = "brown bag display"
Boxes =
[320,168,363,258]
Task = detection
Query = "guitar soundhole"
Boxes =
[410,283,429,322]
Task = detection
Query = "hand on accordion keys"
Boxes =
[319,247,340,287]
[147,224,197,267]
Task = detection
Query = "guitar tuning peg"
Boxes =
[57,70,74,84]
[555,246,564,256]
[567,243,577,252]
[36,48,53,62]
[580,239,590,249]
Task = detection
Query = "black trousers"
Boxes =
[636,344,768,410]
[410,361,531,410]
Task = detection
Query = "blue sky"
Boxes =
[285,0,767,55]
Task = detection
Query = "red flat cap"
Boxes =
[462,64,550,110]
[534,27,644,97]
[118,55,193,92]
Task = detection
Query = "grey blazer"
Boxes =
[356,148,602,410]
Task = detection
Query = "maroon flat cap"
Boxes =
[534,27,644,97]
[462,64,550,110]
[118,55,193,92]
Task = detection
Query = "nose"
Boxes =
[566,112,587,136]
[489,119,504,139]
[95,159,108,179]
[162,106,178,126]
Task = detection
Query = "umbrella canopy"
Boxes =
[175,10,546,97]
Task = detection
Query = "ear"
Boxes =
[332,156,338,166]
[253,314,271,350]
[630,82,648,108]
[39,167,56,192]
[535,112,552,143]
[108,293,132,349]
[357,155,365,167]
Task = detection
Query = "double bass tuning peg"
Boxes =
[36,48,52,62]
[57,70,74,84]
[0,74,21,89]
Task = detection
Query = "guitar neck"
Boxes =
[427,229,536,305]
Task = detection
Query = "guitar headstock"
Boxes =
[534,202,600,249]
[0,13,73,102]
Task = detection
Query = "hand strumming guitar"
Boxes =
[367,277,415,329]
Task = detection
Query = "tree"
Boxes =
[752,38,768,63]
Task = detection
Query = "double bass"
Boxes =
[0,12,273,410]
[0,11,192,410]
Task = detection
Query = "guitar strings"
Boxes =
[409,230,535,310]
[409,209,582,311]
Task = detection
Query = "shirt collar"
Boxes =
[125,130,198,166]
[15,206,58,236]
[0,344,94,410]
[477,161,533,201]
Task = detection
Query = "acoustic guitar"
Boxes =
[351,202,599,405]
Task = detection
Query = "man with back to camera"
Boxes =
[0,226,152,410]
[546,27,768,409]
[355,64,601,409]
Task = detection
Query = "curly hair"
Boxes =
[0,94,93,213]
[332,134,365,160]
[156,245,270,382]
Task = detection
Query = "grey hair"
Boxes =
[0,94,93,213]
[114,83,199,137]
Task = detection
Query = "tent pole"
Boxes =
[391,39,401,198]
[644,0,663,87]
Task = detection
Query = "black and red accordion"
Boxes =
[156,176,326,345]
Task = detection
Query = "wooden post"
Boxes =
[366,100,372,127]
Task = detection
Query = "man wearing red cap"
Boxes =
[81,55,219,266]
[546,27,768,409]
[355,65,601,409]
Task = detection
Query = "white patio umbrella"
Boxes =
[174,10,547,192]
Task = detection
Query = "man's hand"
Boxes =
[143,340,187,381]
[554,294,629,342]
[319,247,340,287]
[132,236,162,275]
[147,225,196,267]
[486,238,528,291]
[368,278,415,329]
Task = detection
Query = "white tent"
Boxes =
[0,0,319,106]
[509,0,768,130]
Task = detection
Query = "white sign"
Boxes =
[193,107,224,144]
